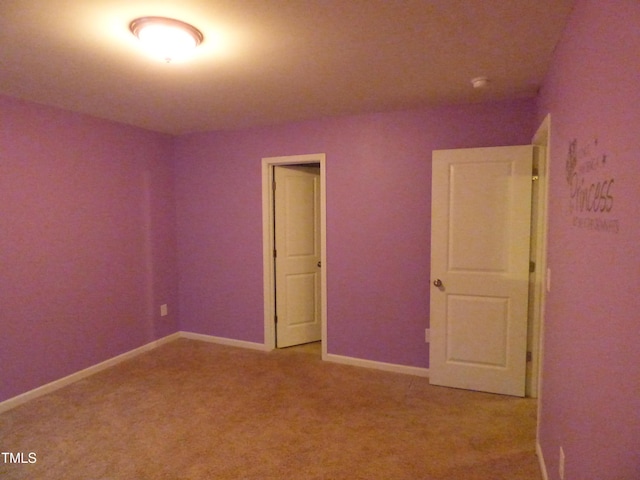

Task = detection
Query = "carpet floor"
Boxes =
[0,339,541,479]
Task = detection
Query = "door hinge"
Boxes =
[274,315,278,324]
[529,261,536,273]
[526,351,533,362]
[272,180,276,191]
[532,167,539,181]
[273,249,277,258]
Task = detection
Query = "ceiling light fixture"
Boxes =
[130,16,204,63]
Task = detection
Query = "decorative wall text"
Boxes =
[566,137,619,233]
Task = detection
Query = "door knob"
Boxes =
[433,279,443,287]
[317,261,322,268]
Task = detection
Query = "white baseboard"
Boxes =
[179,331,270,351]
[1,332,429,414]
[180,334,429,378]
[324,353,429,377]
[536,441,549,480]
[0,332,180,414]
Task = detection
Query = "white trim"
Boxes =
[531,115,551,449]
[528,114,551,400]
[261,153,328,356]
[0,330,431,416]
[0,333,180,414]
[536,441,549,480]
[180,331,269,351]
[324,353,430,377]
[0,332,268,414]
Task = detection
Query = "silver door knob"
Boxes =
[433,279,443,287]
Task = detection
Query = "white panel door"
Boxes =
[430,146,533,397]
[274,165,321,348]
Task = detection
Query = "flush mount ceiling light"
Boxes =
[130,16,203,63]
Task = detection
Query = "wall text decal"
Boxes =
[566,137,619,234]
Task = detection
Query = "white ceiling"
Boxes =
[0,1,575,135]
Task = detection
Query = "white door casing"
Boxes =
[274,165,321,347]
[262,154,327,355]
[532,114,551,447]
[429,145,533,397]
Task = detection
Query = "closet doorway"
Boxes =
[261,154,327,357]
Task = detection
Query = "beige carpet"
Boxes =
[0,339,541,479]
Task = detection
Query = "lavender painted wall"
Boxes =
[536,1,640,478]
[0,96,179,402]
[174,99,535,367]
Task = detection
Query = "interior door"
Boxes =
[274,165,321,348]
[429,145,533,397]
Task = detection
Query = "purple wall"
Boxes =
[174,100,535,367]
[535,1,640,478]
[2,4,638,476]
[0,96,179,403]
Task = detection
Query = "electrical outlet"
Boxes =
[559,446,565,480]
[425,328,430,343]
[160,304,168,317]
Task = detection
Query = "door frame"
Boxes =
[261,153,327,357]
[531,116,550,454]
[528,115,551,399]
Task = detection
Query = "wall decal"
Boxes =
[566,137,619,233]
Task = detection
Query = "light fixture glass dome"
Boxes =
[130,17,204,63]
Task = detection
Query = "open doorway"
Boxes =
[261,154,327,358]
[428,117,550,398]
